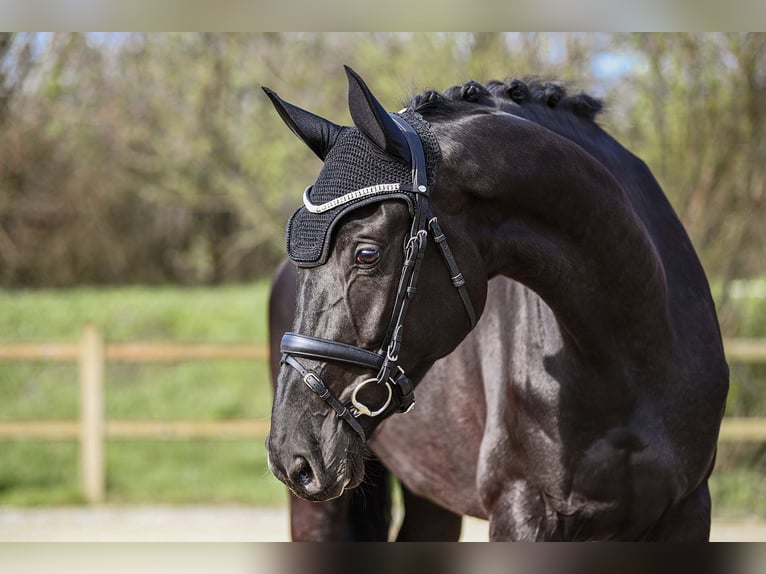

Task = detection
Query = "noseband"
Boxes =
[280,113,477,442]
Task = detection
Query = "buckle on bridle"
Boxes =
[302,371,329,399]
[405,229,428,256]
[386,342,399,363]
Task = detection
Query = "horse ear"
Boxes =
[262,87,343,161]
[344,66,410,164]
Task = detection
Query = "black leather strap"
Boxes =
[281,354,366,441]
[428,215,478,329]
[393,370,415,413]
[281,332,384,370]
[391,114,428,191]
[376,113,431,381]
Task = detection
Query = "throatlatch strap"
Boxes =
[428,215,478,329]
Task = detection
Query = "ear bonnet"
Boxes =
[285,109,441,267]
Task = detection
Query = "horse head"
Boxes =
[263,67,486,501]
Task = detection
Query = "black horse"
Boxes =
[264,68,728,541]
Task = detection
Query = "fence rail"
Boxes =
[0,324,273,503]
[0,342,268,362]
[1,325,765,503]
[0,420,271,440]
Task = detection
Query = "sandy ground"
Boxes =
[0,506,765,542]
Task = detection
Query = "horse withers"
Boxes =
[264,68,728,541]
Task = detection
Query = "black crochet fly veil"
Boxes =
[286,110,441,268]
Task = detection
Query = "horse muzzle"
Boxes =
[266,428,365,502]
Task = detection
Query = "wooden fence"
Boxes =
[0,324,765,503]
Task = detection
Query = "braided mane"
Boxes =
[409,78,603,123]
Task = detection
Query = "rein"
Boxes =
[280,113,477,442]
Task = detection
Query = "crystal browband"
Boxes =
[302,183,403,214]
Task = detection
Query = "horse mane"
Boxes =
[408,78,603,124]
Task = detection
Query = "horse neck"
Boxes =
[514,110,724,356]
[432,112,675,364]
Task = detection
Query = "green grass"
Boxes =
[710,470,766,519]
[0,283,271,343]
[0,364,79,420]
[710,441,766,519]
[105,440,286,505]
[0,440,287,506]
[0,363,273,421]
[0,282,286,506]
[0,443,83,506]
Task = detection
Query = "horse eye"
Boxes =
[355,248,381,266]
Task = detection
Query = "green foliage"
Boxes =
[1,33,761,290]
[605,33,766,314]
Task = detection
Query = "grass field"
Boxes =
[0,280,765,516]
[0,282,286,506]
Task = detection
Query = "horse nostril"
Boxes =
[292,457,314,488]
[297,466,313,487]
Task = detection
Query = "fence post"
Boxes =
[79,323,105,503]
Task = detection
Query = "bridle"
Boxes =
[280,113,477,442]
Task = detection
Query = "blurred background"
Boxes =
[0,32,764,538]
